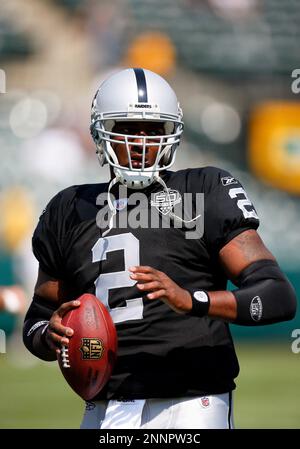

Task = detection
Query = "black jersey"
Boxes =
[32,167,259,399]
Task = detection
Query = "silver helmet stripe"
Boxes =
[133,68,148,103]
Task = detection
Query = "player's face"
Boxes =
[111,121,166,168]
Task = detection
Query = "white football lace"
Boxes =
[61,345,70,368]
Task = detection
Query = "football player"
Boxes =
[23,68,297,429]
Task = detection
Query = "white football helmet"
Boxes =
[90,68,184,189]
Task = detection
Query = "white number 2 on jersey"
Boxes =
[92,232,143,324]
[228,187,259,219]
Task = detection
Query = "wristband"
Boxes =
[40,323,50,348]
[187,289,210,317]
[23,294,57,361]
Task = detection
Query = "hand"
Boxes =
[45,300,81,355]
[129,266,192,314]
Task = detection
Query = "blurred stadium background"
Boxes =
[0,0,299,428]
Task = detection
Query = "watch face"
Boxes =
[193,291,209,303]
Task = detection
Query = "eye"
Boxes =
[113,124,132,134]
[149,129,164,136]
[114,126,130,134]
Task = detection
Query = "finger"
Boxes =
[147,289,166,300]
[129,266,156,274]
[130,273,155,282]
[56,300,81,318]
[137,281,161,291]
[48,328,70,347]
[49,319,74,338]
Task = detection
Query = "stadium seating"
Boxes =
[128,0,300,74]
[0,19,34,58]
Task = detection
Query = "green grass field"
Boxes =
[0,342,299,428]
[234,342,300,428]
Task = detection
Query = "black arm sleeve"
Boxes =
[23,295,58,361]
[28,188,78,360]
[203,168,260,254]
[232,259,297,326]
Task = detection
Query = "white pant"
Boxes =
[80,393,234,429]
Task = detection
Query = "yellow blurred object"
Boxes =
[124,32,176,76]
[0,187,36,251]
[249,101,300,195]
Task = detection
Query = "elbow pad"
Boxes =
[23,295,57,361]
[232,259,297,326]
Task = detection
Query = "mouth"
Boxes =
[130,151,150,168]
[131,160,150,168]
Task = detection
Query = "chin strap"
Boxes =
[101,173,201,238]
[102,176,119,237]
[154,174,202,225]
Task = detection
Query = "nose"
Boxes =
[130,131,147,153]
[133,130,146,141]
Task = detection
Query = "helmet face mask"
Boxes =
[90,68,184,189]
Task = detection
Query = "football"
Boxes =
[57,293,118,401]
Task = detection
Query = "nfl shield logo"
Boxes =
[113,198,128,211]
[150,189,181,215]
[80,338,104,360]
[200,396,210,408]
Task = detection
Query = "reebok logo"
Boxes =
[221,177,238,186]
